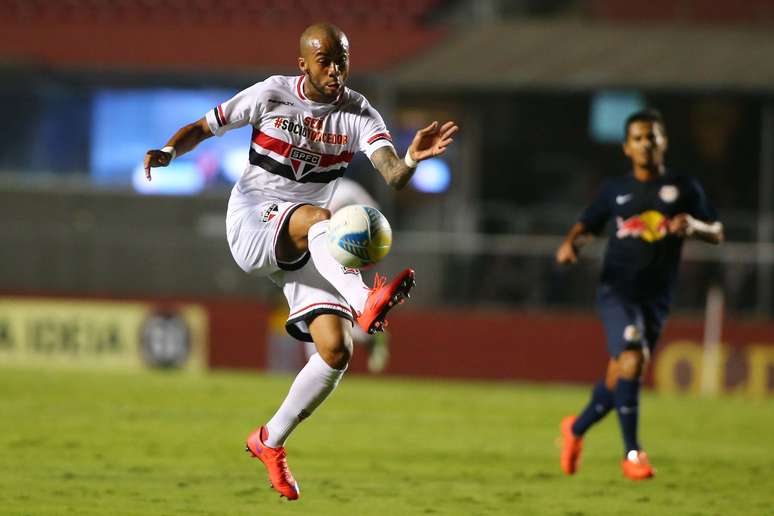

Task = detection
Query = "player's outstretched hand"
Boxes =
[143,149,174,181]
[556,240,579,264]
[668,213,691,238]
[408,121,459,162]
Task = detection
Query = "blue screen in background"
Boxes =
[589,91,646,144]
[411,158,451,193]
[91,89,249,195]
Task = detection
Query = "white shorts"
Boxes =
[226,186,309,275]
[226,186,353,342]
[276,262,354,342]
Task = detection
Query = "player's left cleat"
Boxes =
[621,450,655,480]
[560,415,584,475]
[356,268,415,335]
[245,426,300,500]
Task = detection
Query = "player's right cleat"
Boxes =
[621,450,655,480]
[560,415,584,475]
[245,426,300,500]
[356,268,415,335]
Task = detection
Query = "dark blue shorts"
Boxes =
[596,284,670,358]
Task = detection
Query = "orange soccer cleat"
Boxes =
[356,268,415,334]
[245,426,300,500]
[560,415,584,475]
[621,450,655,480]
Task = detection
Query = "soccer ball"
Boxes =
[327,205,392,268]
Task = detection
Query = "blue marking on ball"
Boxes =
[337,230,370,261]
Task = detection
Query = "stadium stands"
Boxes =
[590,0,774,25]
[3,0,443,25]
[0,0,449,72]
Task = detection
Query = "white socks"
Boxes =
[262,220,365,447]
[264,353,345,448]
[307,220,369,313]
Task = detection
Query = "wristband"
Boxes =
[161,146,176,160]
[404,150,418,168]
[685,214,722,236]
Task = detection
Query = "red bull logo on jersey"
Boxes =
[616,211,670,242]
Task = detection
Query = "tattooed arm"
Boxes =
[371,120,459,190]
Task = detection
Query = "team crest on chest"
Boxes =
[659,185,679,203]
[289,147,322,178]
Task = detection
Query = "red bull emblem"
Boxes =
[616,210,669,242]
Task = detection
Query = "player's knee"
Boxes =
[305,206,332,227]
[308,314,353,369]
[317,338,352,370]
[617,349,645,379]
[314,325,353,369]
[282,206,332,258]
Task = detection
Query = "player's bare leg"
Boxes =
[280,204,415,333]
[309,313,354,369]
[303,324,391,373]
[247,314,352,500]
[276,204,331,263]
[604,357,621,391]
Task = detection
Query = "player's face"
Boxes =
[623,121,668,169]
[299,35,350,102]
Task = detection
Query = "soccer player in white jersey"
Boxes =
[143,23,458,500]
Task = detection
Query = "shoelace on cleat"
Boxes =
[274,448,294,483]
[364,274,399,334]
[371,273,386,292]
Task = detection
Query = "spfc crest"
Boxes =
[261,203,279,223]
[289,147,321,179]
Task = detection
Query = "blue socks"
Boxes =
[572,380,615,436]
[614,378,641,454]
[571,377,643,456]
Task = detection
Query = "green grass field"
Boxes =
[1,367,772,516]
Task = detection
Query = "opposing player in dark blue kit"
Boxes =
[556,109,724,480]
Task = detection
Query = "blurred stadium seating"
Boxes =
[0,0,447,71]
[589,0,774,24]
[2,0,443,24]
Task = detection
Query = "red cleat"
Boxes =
[356,268,415,334]
[560,415,584,475]
[621,450,655,480]
[245,426,300,500]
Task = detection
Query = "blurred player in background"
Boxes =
[144,23,458,500]
[555,109,723,480]
[306,177,390,373]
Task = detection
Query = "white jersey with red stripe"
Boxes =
[205,75,395,206]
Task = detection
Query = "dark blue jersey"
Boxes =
[579,170,718,302]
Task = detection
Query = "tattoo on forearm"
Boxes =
[372,147,411,188]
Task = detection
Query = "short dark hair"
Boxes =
[624,109,666,140]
